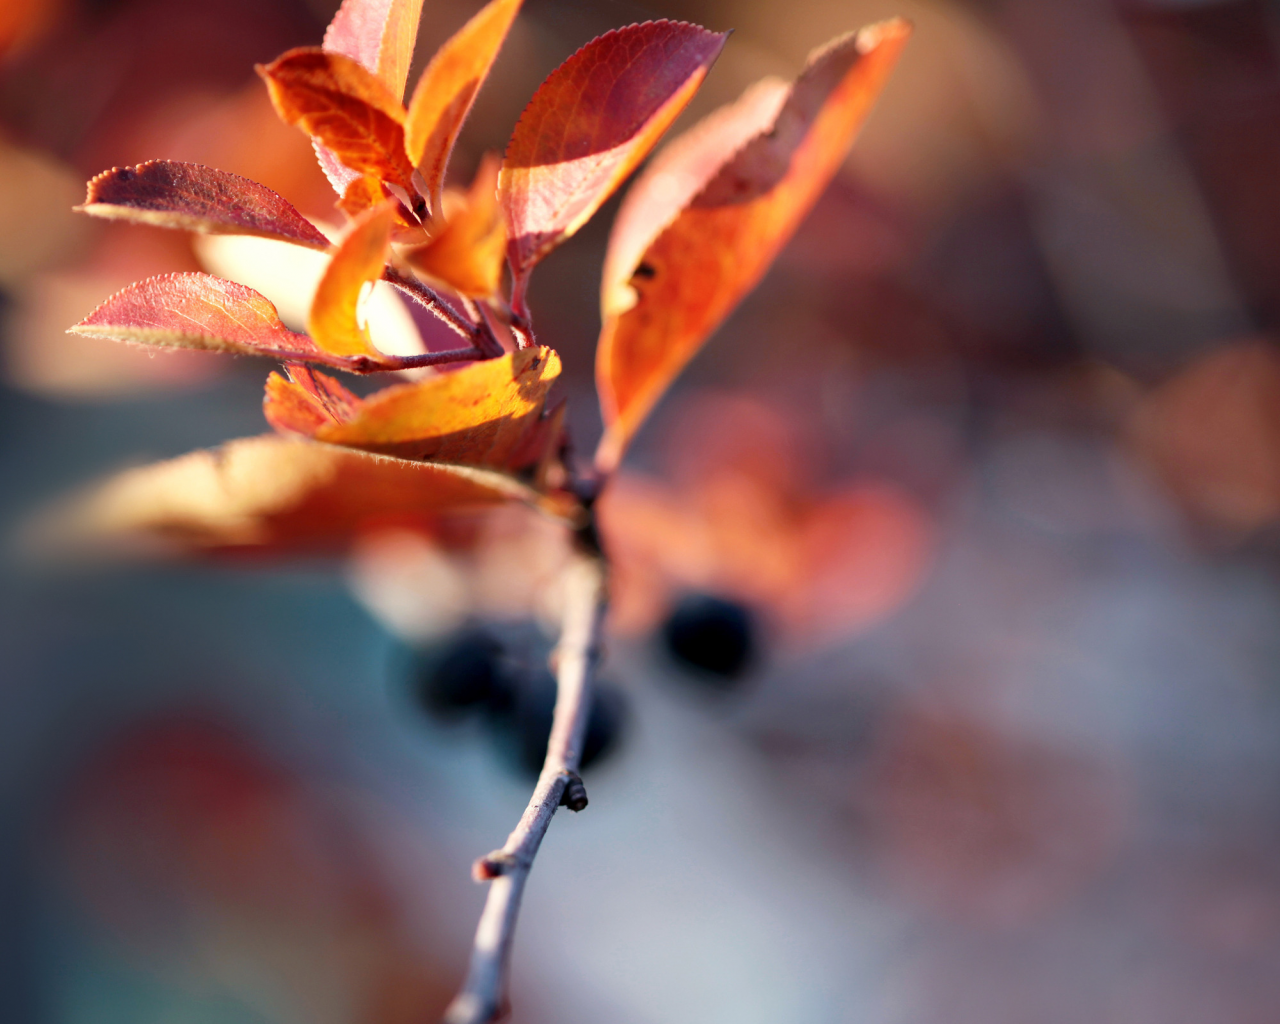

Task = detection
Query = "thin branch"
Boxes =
[382,267,477,342]
[472,302,508,359]
[442,547,607,1024]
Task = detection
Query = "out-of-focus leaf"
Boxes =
[258,48,417,194]
[31,435,529,558]
[264,347,561,469]
[69,273,327,361]
[501,20,727,282]
[308,201,396,358]
[595,20,911,472]
[405,0,522,209]
[77,161,332,250]
[324,0,426,100]
[404,154,505,298]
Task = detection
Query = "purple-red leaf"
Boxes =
[324,0,426,101]
[595,20,912,471]
[500,20,727,283]
[77,161,332,250]
[69,273,326,361]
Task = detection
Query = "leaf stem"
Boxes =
[382,266,477,342]
[441,543,607,1024]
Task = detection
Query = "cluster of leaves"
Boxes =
[62,0,910,553]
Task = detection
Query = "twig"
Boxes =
[382,266,477,342]
[442,547,607,1024]
[463,298,507,359]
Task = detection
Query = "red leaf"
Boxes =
[405,0,522,210]
[500,20,727,282]
[69,273,325,361]
[258,47,417,195]
[324,0,426,101]
[77,161,332,250]
[595,20,912,471]
[263,347,561,470]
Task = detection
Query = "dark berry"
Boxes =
[487,673,628,779]
[416,627,508,718]
[661,593,756,683]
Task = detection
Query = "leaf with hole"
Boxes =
[595,20,911,471]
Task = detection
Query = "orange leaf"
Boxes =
[30,435,528,558]
[307,201,396,358]
[78,161,332,249]
[404,154,506,298]
[258,47,417,195]
[70,273,325,361]
[324,0,426,101]
[264,347,561,469]
[595,20,911,472]
[405,0,522,210]
[337,174,424,241]
[263,364,364,435]
[500,20,727,282]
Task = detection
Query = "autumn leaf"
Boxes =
[594,20,911,472]
[404,154,506,298]
[29,435,532,558]
[69,273,330,362]
[324,0,426,101]
[258,47,418,195]
[405,0,522,210]
[501,20,728,285]
[77,161,332,249]
[308,201,397,358]
[264,347,561,470]
[263,364,364,435]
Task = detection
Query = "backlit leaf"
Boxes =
[324,0,426,100]
[32,435,530,558]
[69,273,326,361]
[595,20,911,471]
[264,347,561,469]
[404,154,505,298]
[258,47,417,194]
[78,161,332,249]
[308,201,396,358]
[501,20,727,282]
[405,0,522,209]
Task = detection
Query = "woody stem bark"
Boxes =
[441,538,607,1024]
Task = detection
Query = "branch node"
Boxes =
[472,851,516,881]
[559,772,588,812]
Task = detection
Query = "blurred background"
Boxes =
[4,0,1280,1021]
